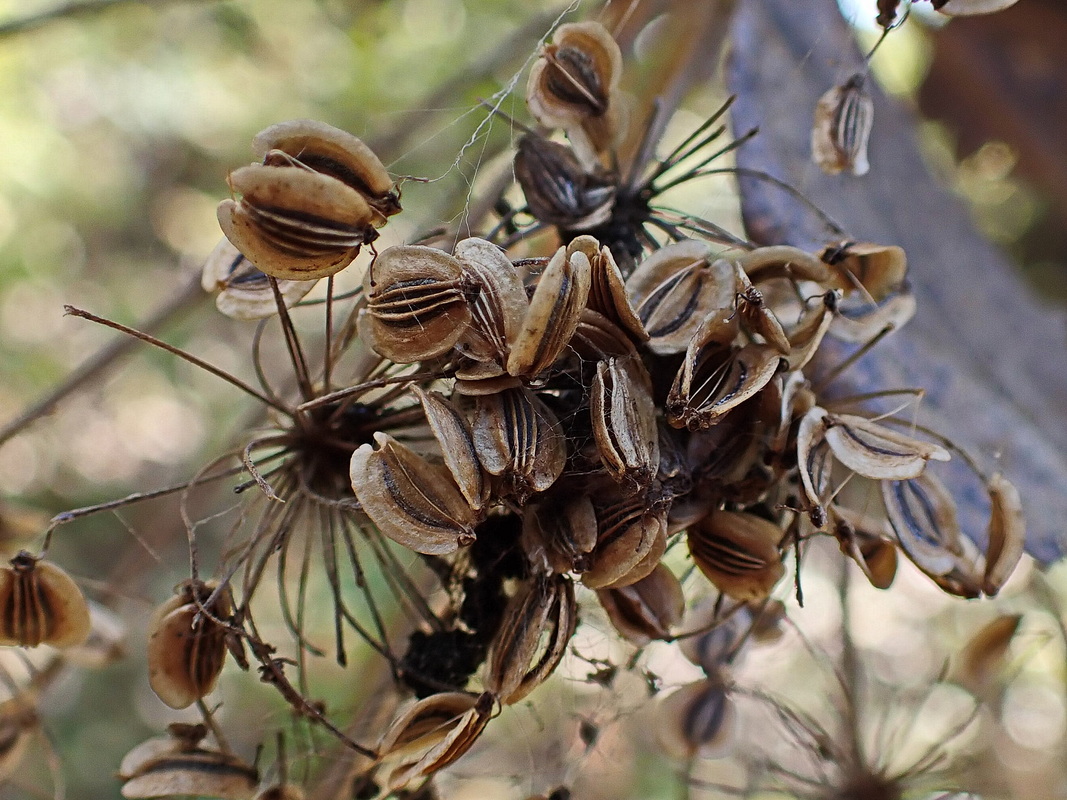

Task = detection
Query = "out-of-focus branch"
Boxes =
[0,0,218,39]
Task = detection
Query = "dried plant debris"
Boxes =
[28,10,1036,800]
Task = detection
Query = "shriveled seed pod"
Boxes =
[812,73,874,176]
[351,432,478,555]
[597,563,684,646]
[590,357,659,485]
[950,614,1022,698]
[823,413,950,481]
[361,245,475,364]
[821,241,907,300]
[882,471,964,578]
[982,472,1024,596]
[667,342,781,431]
[147,580,232,709]
[218,164,378,281]
[252,118,400,221]
[571,236,648,343]
[201,238,316,320]
[688,511,785,601]
[0,551,91,648]
[485,574,576,704]
[377,691,493,792]
[522,494,598,575]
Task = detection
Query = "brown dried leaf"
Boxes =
[350,432,477,555]
[0,552,91,648]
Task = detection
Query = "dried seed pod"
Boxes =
[514,135,616,230]
[657,678,736,760]
[472,387,566,503]
[882,472,964,578]
[829,290,916,343]
[201,238,316,320]
[590,357,660,485]
[453,237,528,364]
[951,614,1022,698]
[688,511,785,601]
[982,472,1025,596]
[582,486,665,590]
[597,563,684,646]
[796,406,834,519]
[812,73,873,176]
[820,241,907,300]
[412,387,488,512]
[485,574,576,704]
[732,245,832,284]
[731,262,790,354]
[784,291,837,371]
[147,580,232,709]
[120,725,258,800]
[831,505,898,590]
[570,309,641,361]
[252,119,399,221]
[627,242,736,355]
[507,245,592,378]
[823,413,950,481]
[218,164,377,281]
[351,433,478,555]
[522,494,598,574]
[361,245,475,364]
[527,21,624,165]
[570,236,648,343]
[377,691,493,791]
[0,552,90,648]
[667,341,782,431]
[0,697,36,783]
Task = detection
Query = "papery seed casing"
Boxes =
[590,357,659,485]
[597,563,684,646]
[812,73,873,176]
[688,511,785,601]
[453,237,528,364]
[0,553,90,648]
[823,413,950,481]
[201,238,316,320]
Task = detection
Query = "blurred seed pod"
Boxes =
[981,472,1024,596]
[626,241,735,355]
[0,552,90,648]
[950,614,1022,698]
[507,245,592,378]
[218,164,378,281]
[821,241,907,299]
[514,135,616,230]
[453,237,528,365]
[590,357,660,486]
[527,21,625,166]
[350,432,477,555]
[830,505,898,590]
[361,245,475,364]
[472,387,566,504]
[597,563,684,646]
[377,691,493,791]
[823,413,950,481]
[201,239,317,320]
[0,696,36,783]
[0,501,46,559]
[485,574,576,704]
[254,784,305,800]
[688,511,785,601]
[882,471,965,578]
[252,119,400,221]
[120,724,258,800]
[147,580,232,709]
[667,341,781,431]
[657,677,736,760]
[812,73,873,176]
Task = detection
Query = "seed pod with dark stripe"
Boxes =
[147,580,232,709]
[657,678,736,760]
[812,73,874,176]
[120,725,258,800]
[0,552,90,649]
[201,238,316,320]
[597,563,684,646]
[823,413,950,481]
[882,471,964,578]
[667,341,781,431]
[688,510,785,601]
[582,484,666,590]
[514,135,615,230]
[361,245,475,364]
[453,237,528,365]
[590,357,659,485]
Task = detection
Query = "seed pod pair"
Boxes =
[668,339,782,431]
[485,574,576,704]
[582,483,667,590]
[589,356,659,485]
[147,580,232,709]
[120,724,258,800]
[0,552,90,649]
[218,119,399,281]
[526,21,626,168]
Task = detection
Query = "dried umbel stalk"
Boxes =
[812,73,874,176]
[146,580,233,710]
[0,551,91,648]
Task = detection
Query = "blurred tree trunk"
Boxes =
[728,0,1067,563]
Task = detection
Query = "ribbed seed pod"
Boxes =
[361,244,475,363]
[120,725,258,800]
[823,413,950,481]
[882,470,965,579]
[667,342,781,431]
[688,511,785,601]
[590,357,659,485]
[412,387,488,511]
[597,563,684,646]
[485,574,576,704]
[657,678,736,760]
[514,135,615,230]
[812,73,874,176]
[0,552,91,648]
[571,236,648,343]
[147,580,232,709]
[582,484,666,590]
[453,237,528,364]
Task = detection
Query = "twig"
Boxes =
[0,0,219,40]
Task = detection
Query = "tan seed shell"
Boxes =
[0,553,91,648]
[590,357,659,485]
[982,472,1025,596]
[350,432,477,555]
[831,506,898,590]
[522,494,598,575]
[668,342,781,431]
[796,406,834,516]
[597,563,684,646]
[582,488,664,590]
[412,387,488,511]
[201,238,316,320]
[453,237,528,364]
[121,740,258,800]
[507,246,592,378]
[570,236,648,343]
[882,472,964,578]
[935,0,1021,15]
[732,245,832,284]
[514,135,615,230]
[657,679,736,761]
[812,74,873,176]
[824,413,950,481]
[219,164,375,281]
[688,511,785,601]
[829,290,916,343]
[821,241,907,300]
